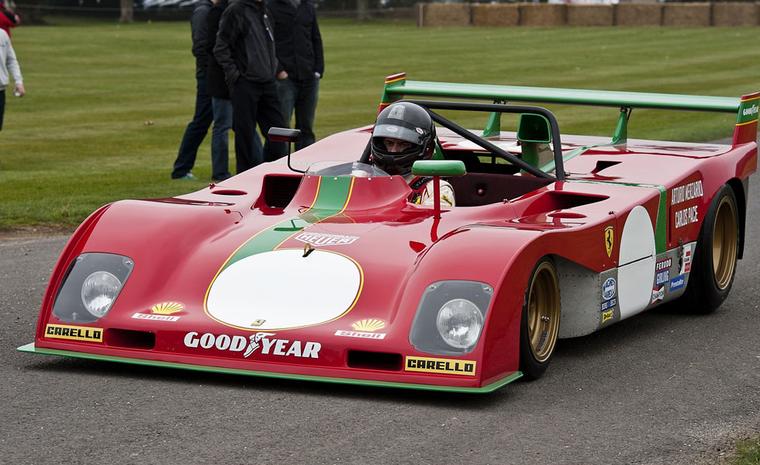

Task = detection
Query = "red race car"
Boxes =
[19,73,758,393]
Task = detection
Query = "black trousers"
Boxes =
[231,79,287,173]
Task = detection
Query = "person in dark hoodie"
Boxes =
[206,0,263,180]
[171,0,216,180]
[214,0,287,172]
[268,0,323,151]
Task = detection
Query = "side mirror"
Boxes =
[411,160,465,219]
[517,114,552,144]
[411,160,466,177]
[268,127,303,173]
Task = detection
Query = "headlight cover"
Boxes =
[436,298,484,349]
[52,253,134,323]
[410,281,493,355]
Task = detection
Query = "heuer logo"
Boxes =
[295,232,358,247]
[651,286,665,303]
[132,301,184,322]
[45,324,103,342]
[183,332,321,359]
[405,356,476,376]
[602,278,616,300]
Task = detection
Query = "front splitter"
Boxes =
[17,343,522,394]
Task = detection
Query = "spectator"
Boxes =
[268,0,324,151]
[0,28,24,131]
[171,0,232,181]
[0,1,20,38]
[214,0,288,171]
[206,0,263,180]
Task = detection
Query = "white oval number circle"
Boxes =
[207,249,361,330]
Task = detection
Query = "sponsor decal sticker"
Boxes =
[674,206,699,229]
[405,356,476,376]
[352,318,385,332]
[335,330,385,340]
[604,226,614,258]
[45,324,103,342]
[602,278,616,301]
[680,243,694,275]
[132,301,184,322]
[671,180,703,206]
[335,318,387,340]
[656,258,672,271]
[651,286,665,303]
[295,232,359,247]
[601,298,617,312]
[601,309,613,323]
[183,332,321,359]
[655,269,670,286]
[669,275,686,291]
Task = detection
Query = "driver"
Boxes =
[370,102,455,207]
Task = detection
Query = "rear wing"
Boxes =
[379,73,760,147]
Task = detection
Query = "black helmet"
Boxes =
[370,102,436,176]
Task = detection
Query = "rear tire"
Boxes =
[682,185,739,314]
[519,258,561,380]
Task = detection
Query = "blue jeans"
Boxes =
[172,73,213,179]
[277,76,319,151]
[211,97,232,180]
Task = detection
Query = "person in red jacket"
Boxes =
[0,1,20,38]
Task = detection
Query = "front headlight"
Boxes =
[81,271,122,318]
[52,253,134,323]
[410,281,493,355]
[436,298,484,349]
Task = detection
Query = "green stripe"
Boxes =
[655,186,667,254]
[224,176,353,270]
[17,343,522,394]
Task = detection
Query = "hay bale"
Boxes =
[421,3,472,27]
[567,4,613,26]
[471,3,519,27]
[519,4,567,26]
[615,3,663,26]
[663,3,711,26]
[712,2,758,26]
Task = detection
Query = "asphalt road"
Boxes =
[2,184,759,465]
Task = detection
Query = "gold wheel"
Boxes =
[526,261,561,363]
[712,195,738,290]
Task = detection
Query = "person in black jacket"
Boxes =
[268,0,324,151]
[214,0,287,171]
[206,0,263,180]
[171,0,217,180]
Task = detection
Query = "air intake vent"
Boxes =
[347,350,402,371]
[105,329,155,350]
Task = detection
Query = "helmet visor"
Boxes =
[373,123,426,146]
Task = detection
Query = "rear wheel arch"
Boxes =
[726,178,747,260]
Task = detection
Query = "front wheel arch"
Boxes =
[519,256,561,380]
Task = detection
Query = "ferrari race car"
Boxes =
[19,74,758,393]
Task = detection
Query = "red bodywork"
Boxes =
[29,125,757,391]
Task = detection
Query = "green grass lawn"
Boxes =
[1,18,759,229]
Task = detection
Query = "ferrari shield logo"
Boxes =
[604,226,614,258]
